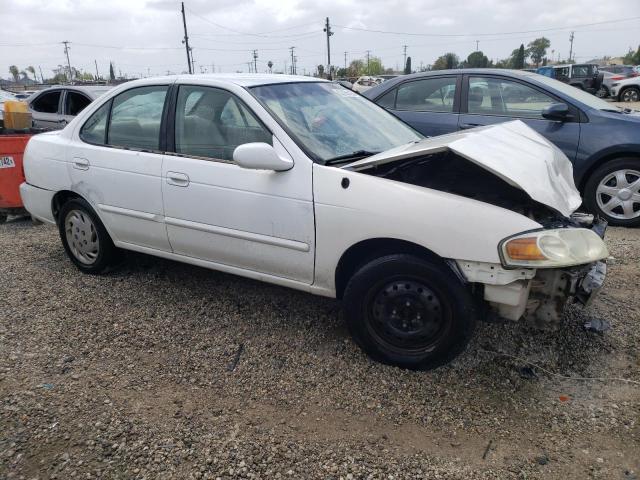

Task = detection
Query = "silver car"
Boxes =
[28,85,112,129]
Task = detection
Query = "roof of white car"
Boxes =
[127,73,327,88]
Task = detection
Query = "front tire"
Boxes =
[343,254,477,370]
[584,158,640,227]
[620,86,640,103]
[58,198,117,273]
[0,213,7,224]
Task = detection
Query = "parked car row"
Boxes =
[19,74,610,370]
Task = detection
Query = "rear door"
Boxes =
[68,84,172,251]
[458,74,581,160]
[30,90,63,129]
[374,75,460,136]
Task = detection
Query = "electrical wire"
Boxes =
[334,15,640,37]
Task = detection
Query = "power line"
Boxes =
[333,15,640,37]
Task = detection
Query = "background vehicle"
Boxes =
[610,76,640,102]
[553,63,602,94]
[599,64,638,78]
[352,76,384,93]
[365,69,640,226]
[20,75,608,370]
[27,85,112,129]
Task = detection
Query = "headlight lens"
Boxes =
[501,228,608,268]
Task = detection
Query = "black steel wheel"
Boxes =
[343,254,477,370]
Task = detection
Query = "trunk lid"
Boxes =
[343,120,582,217]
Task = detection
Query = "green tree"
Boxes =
[317,64,324,78]
[404,56,412,74]
[510,44,527,69]
[432,53,459,70]
[527,37,551,67]
[109,62,116,81]
[367,56,384,75]
[348,59,365,77]
[623,45,640,65]
[464,51,489,68]
[9,65,19,82]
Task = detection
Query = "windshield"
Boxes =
[250,82,421,163]
[531,74,620,111]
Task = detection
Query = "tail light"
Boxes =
[611,76,624,80]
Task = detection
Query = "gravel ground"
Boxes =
[1,217,639,480]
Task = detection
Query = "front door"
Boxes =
[68,84,171,251]
[377,75,460,136]
[458,75,581,160]
[161,84,315,283]
[30,89,63,129]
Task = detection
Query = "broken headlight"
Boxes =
[500,228,609,268]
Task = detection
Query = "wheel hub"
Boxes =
[65,209,99,265]
[595,169,640,220]
[370,280,444,350]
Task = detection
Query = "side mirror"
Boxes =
[542,103,570,121]
[233,142,293,171]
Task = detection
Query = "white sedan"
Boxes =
[20,74,608,370]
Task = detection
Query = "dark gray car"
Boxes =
[364,69,640,227]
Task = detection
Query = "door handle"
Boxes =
[167,171,190,187]
[459,122,484,130]
[73,157,90,170]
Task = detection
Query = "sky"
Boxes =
[1,0,639,79]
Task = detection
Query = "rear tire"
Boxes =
[58,198,117,273]
[0,214,7,224]
[584,157,640,227]
[343,254,477,370]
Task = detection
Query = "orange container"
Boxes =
[0,134,31,211]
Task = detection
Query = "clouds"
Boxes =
[1,0,639,78]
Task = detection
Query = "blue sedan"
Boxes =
[364,69,640,227]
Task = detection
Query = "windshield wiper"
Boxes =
[324,150,380,165]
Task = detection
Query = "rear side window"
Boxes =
[396,77,457,112]
[80,101,110,145]
[108,86,168,151]
[66,91,92,116]
[32,91,61,113]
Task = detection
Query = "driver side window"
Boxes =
[395,77,457,112]
[174,86,272,161]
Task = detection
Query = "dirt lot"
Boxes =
[1,218,638,479]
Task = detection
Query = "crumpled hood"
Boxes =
[343,120,582,217]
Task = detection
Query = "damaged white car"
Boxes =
[20,76,609,370]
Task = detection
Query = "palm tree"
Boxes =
[9,65,19,82]
[26,66,36,82]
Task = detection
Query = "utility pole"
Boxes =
[344,51,347,72]
[181,2,193,74]
[403,45,408,70]
[94,60,99,80]
[476,40,479,51]
[323,17,333,79]
[366,50,371,75]
[252,50,258,73]
[62,41,72,82]
[289,47,295,74]
[569,31,575,63]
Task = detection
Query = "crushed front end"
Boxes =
[455,215,609,328]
